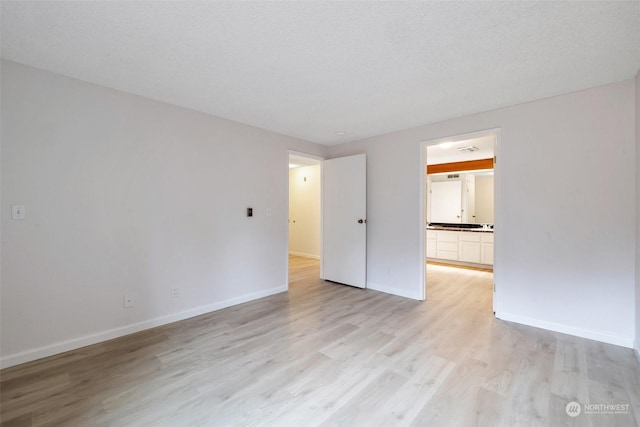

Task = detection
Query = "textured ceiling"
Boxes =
[2,1,639,145]
[427,135,495,165]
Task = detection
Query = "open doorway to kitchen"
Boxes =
[420,129,499,312]
[287,151,323,287]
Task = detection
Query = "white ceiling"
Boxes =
[289,154,321,169]
[2,2,639,146]
[426,135,495,165]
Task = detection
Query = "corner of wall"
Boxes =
[635,68,640,362]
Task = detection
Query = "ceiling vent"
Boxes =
[456,145,479,153]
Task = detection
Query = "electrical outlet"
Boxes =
[170,287,179,298]
[123,294,134,308]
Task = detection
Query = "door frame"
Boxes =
[419,128,501,311]
[286,150,325,288]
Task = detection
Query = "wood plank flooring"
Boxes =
[1,256,639,426]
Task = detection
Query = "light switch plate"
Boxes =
[12,205,25,220]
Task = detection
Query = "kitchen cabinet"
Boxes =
[426,229,493,266]
[426,230,437,258]
[481,233,494,265]
[436,230,459,260]
[459,232,481,263]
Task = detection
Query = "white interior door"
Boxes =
[430,181,462,223]
[322,154,366,288]
[466,175,476,223]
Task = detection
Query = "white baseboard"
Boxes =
[288,251,320,260]
[367,281,423,301]
[496,312,634,348]
[0,285,288,369]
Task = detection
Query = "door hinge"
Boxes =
[493,283,496,292]
[493,156,497,165]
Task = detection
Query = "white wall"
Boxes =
[288,164,321,258]
[0,60,326,367]
[328,80,636,347]
[475,175,494,224]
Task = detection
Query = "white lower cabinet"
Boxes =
[426,230,437,258]
[481,233,494,265]
[427,229,493,266]
[436,231,459,260]
[437,248,458,261]
[458,232,481,263]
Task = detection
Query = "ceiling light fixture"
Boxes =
[335,131,346,136]
[456,145,479,152]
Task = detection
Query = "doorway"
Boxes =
[420,129,500,312]
[287,151,368,291]
[287,152,323,285]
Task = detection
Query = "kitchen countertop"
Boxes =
[426,226,494,233]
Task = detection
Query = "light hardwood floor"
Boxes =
[1,256,639,426]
